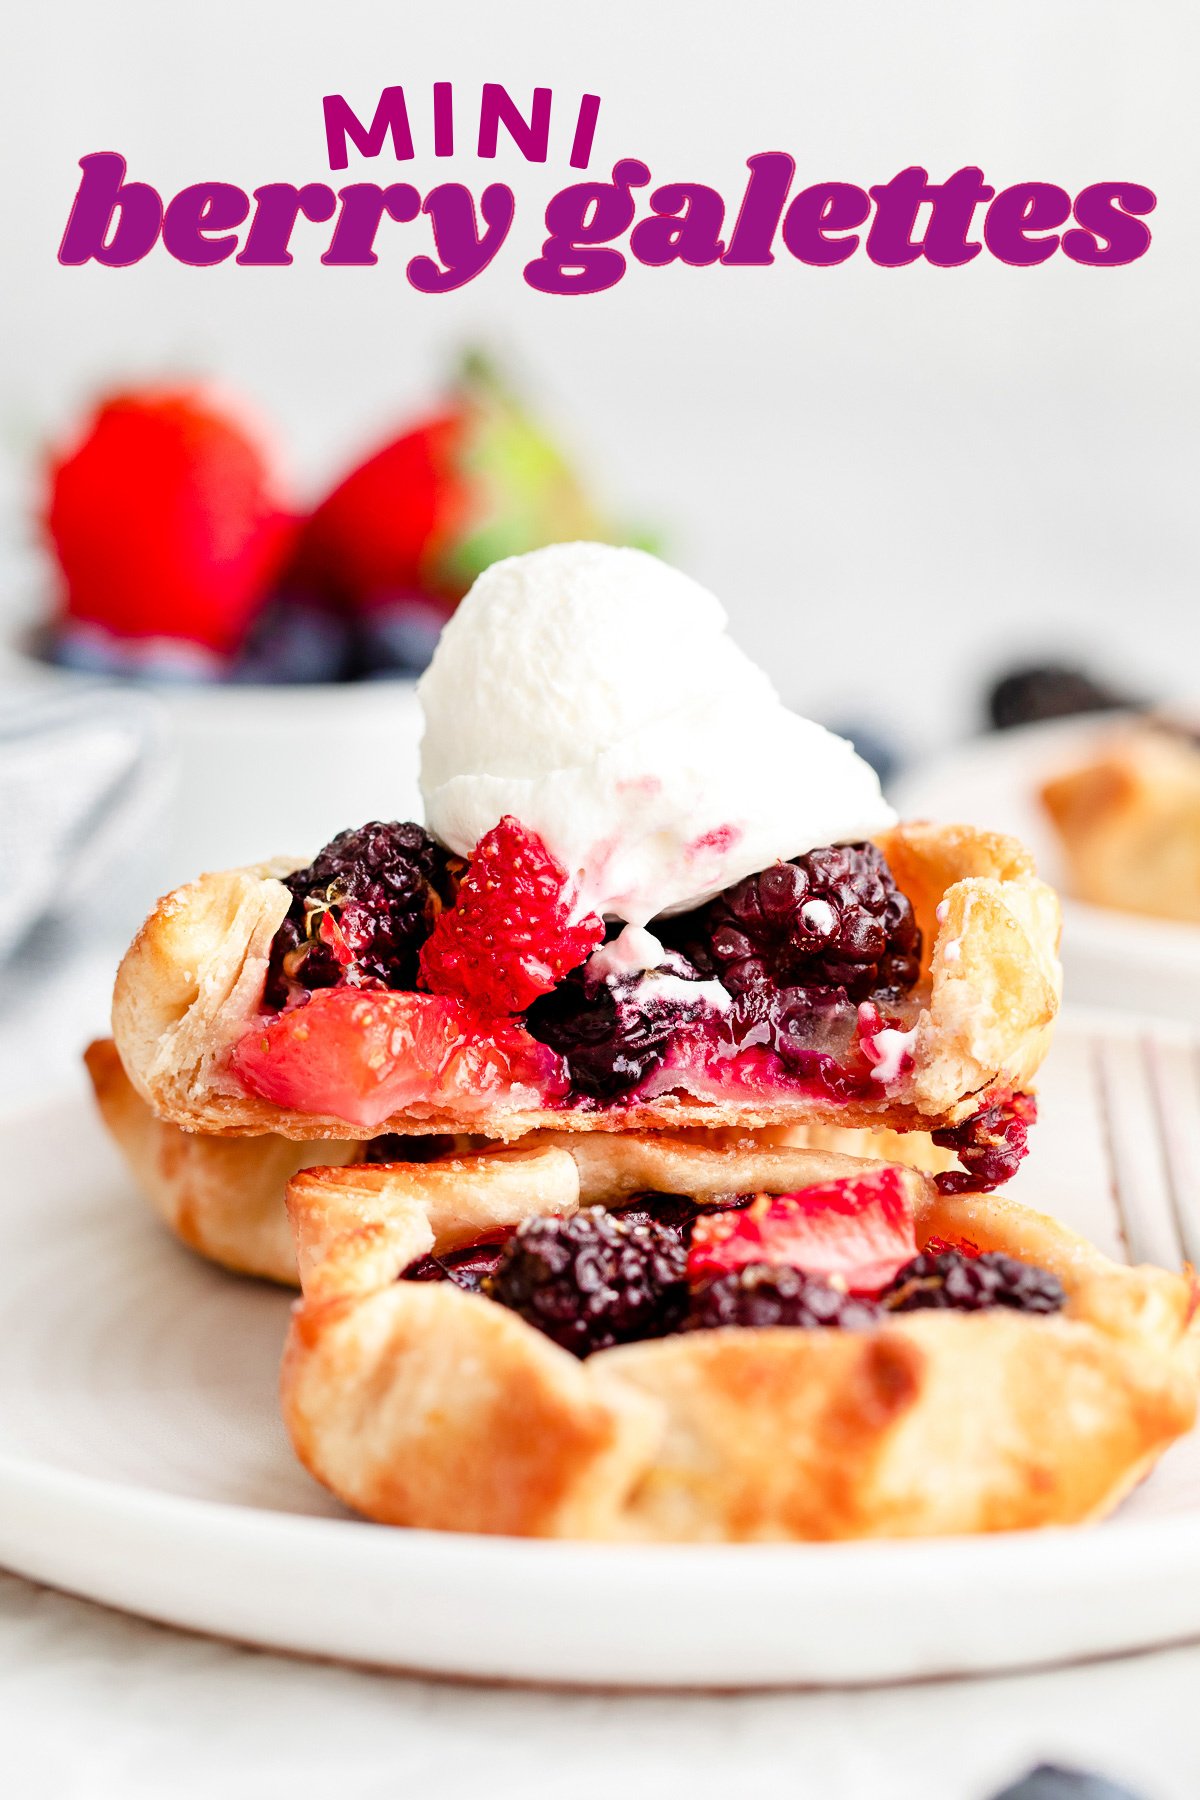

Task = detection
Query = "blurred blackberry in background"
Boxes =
[988,1764,1144,1800]
[230,595,354,684]
[821,720,900,786]
[987,662,1135,732]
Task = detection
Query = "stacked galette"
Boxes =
[90,796,1199,1538]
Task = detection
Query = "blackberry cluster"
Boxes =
[265,821,458,1007]
[458,1202,1066,1355]
[402,1241,509,1293]
[933,1093,1038,1195]
[881,1249,1065,1315]
[484,1207,689,1356]
[686,843,922,1000]
[686,1264,881,1332]
[523,955,712,1101]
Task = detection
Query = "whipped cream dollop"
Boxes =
[418,542,896,925]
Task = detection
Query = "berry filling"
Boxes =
[523,948,718,1100]
[879,1249,1065,1314]
[667,842,921,1001]
[687,1168,918,1294]
[402,1239,510,1292]
[482,1207,690,1357]
[266,821,458,1007]
[398,1178,1065,1353]
[932,1093,1038,1196]
[243,817,1034,1176]
[686,1264,882,1332]
[418,817,604,1016]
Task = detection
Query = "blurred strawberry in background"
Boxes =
[40,354,629,684]
[45,386,295,675]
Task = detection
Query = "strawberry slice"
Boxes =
[687,1168,918,1295]
[419,816,603,1016]
[230,988,565,1128]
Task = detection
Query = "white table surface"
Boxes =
[4,939,1200,1800]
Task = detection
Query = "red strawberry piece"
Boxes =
[287,354,609,617]
[230,987,564,1129]
[418,817,603,1016]
[287,410,468,613]
[45,386,294,656]
[687,1168,918,1295]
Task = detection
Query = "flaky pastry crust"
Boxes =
[1041,725,1200,923]
[111,821,1061,1141]
[85,1038,355,1283]
[281,1137,1198,1542]
[86,1038,493,1285]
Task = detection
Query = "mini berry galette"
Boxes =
[1042,720,1200,924]
[111,815,1058,1173]
[108,543,1060,1189]
[280,1136,1199,1541]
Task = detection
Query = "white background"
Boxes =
[5,0,1198,755]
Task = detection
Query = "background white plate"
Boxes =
[895,714,1200,1021]
[3,1013,1200,1689]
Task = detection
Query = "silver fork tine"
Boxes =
[1095,1033,1184,1270]
[1143,1035,1200,1271]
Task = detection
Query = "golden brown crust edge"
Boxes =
[111,821,1062,1141]
[84,1038,356,1283]
[280,1141,1197,1541]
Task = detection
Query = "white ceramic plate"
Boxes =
[3,1017,1200,1689]
[894,715,1200,1021]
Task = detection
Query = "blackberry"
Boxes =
[401,1240,509,1293]
[988,663,1132,732]
[265,820,458,1006]
[484,1207,688,1356]
[881,1249,1065,1315]
[610,1190,755,1237]
[681,843,921,1002]
[686,1263,881,1332]
[610,1191,702,1236]
[524,954,713,1101]
[933,1093,1037,1195]
[721,986,866,1098]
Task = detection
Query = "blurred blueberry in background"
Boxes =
[989,1762,1145,1799]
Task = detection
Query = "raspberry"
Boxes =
[266,821,457,1006]
[685,843,921,1001]
[484,1207,688,1356]
[401,1240,509,1292]
[933,1093,1038,1195]
[881,1249,1065,1315]
[524,952,714,1100]
[418,816,603,1016]
[686,1264,881,1332]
